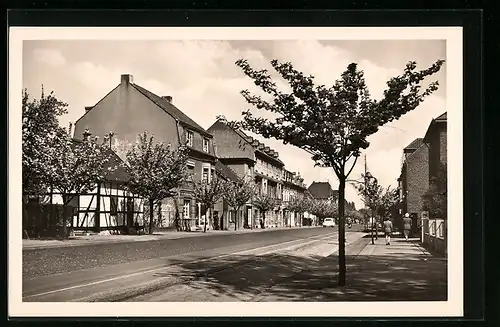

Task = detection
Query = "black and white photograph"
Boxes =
[9,26,463,317]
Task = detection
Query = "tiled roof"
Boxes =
[308,181,335,199]
[215,161,241,182]
[435,112,447,121]
[132,84,211,137]
[210,119,284,166]
[404,138,424,150]
[423,112,447,142]
[71,139,131,183]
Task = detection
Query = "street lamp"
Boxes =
[107,131,115,148]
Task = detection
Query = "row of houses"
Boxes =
[46,74,314,233]
[397,112,447,237]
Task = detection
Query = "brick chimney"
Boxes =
[121,74,133,86]
[162,96,173,103]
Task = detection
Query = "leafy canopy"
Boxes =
[311,199,338,219]
[126,131,188,202]
[224,179,255,210]
[253,192,281,212]
[377,186,400,219]
[47,130,116,202]
[231,58,444,178]
[192,175,227,209]
[22,87,68,195]
[353,173,383,213]
[286,193,313,213]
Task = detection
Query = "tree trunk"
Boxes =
[204,208,209,233]
[338,176,347,286]
[61,195,74,239]
[235,207,240,231]
[148,199,154,235]
[261,211,266,229]
[22,195,30,239]
[371,209,375,245]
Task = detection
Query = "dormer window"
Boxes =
[186,130,194,147]
[203,138,210,153]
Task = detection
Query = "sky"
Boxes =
[22,39,446,209]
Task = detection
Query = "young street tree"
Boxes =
[377,186,400,221]
[223,180,255,231]
[126,132,189,235]
[311,199,338,224]
[193,175,227,233]
[232,58,444,285]
[46,129,116,237]
[22,87,68,199]
[253,192,280,229]
[285,194,313,227]
[353,173,383,244]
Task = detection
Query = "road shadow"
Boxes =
[153,251,447,302]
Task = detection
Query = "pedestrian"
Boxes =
[383,217,393,245]
[403,213,412,242]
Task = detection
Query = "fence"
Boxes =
[23,203,75,238]
[421,218,447,256]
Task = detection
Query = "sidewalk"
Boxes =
[22,226,318,250]
[257,236,448,301]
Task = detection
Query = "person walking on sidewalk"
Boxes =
[383,217,393,245]
[403,213,412,242]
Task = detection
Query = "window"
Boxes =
[187,166,195,180]
[183,200,190,219]
[186,131,194,147]
[202,166,210,183]
[187,161,195,180]
[203,138,210,152]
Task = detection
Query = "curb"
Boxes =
[22,226,322,250]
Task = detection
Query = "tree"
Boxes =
[22,87,68,199]
[353,173,383,244]
[422,163,447,218]
[193,175,227,233]
[126,132,188,235]
[311,199,338,223]
[377,186,400,220]
[231,58,444,285]
[349,210,364,224]
[223,180,255,231]
[253,192,280,229]
[286,194,313,227]
[46,129,116,237]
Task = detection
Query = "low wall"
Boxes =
[421,218,447,256]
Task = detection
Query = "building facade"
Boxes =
[282,169,308,227]
[397,112,447,232]
[73,74,224,230]
[423,112,447,182]
[209,119,309,228]
[37,140,146,235]
[398,138,430,220]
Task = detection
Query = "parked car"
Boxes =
[322,218,335,228]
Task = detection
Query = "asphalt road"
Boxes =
[23,226,358,302]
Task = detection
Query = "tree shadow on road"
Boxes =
[153,250,447,302]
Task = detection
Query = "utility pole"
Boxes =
[365,155,375,245]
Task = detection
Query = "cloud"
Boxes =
[32,48,66,67]
[23,39,446,209]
